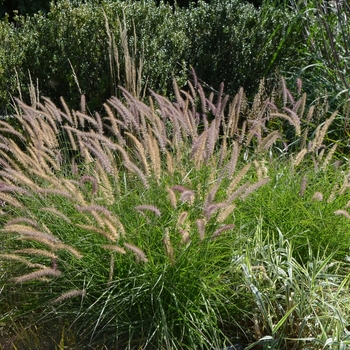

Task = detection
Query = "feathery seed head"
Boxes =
[11,268,62,283]
[334,210,350,219]
[51,289,86,304]
[102,244,126,255]
[167,187,177,208]
[211,224,235,239]
[312,192,323,201]
[180,190,195,205]
[196,219,206,241]
[124,243,148,263]
[135,205,161,217]
[80,175,99,195]
[163,229,175,266]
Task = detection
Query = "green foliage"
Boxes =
[282,0,350,138]
[1,71,350,349]
[185,0,304,96]
[0,78,263,349]
[0,0,309,113]
[0,0,190,111]
[235,161,350,261]
[0,178,242,349]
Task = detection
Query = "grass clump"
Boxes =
[239,224,350,349]
[0,75,267,349]
[0,73,350,349]
[235,160,350,261]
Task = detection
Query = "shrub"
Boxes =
[0,0,51,19]
[0,0,309,114]
[184,0,305,97]
[0,0,190,112]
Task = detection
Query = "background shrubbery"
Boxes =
[184,0,302,97]
[2,0,348,118]
[0,0,306,113]
[0,0,190,111]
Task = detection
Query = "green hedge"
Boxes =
[0,0,190,111]
[0,0,305,112]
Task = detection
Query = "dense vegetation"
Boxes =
[0,0,319,112]
[0,0,350,349]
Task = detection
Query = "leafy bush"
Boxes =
[184,0,305,97]
[0,0,310,114]
[0,0,190,112]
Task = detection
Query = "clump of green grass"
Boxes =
[0,75,269,349]
[239,222,350,349]
[234,159,350,261]
[0,73,349,349]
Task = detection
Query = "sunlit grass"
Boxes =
[0,73,350,349]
